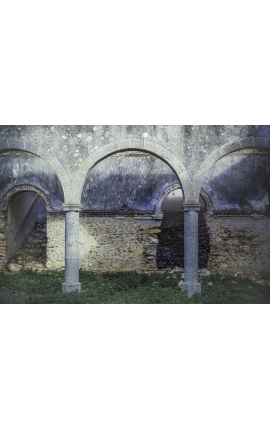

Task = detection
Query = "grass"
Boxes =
[0,270,270,304]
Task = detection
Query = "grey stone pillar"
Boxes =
[181,203,201,297]
[62,203,82,293]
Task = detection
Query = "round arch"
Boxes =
[154,182,213,217]
[193,136,270,198]
[0,144,70,201]
[71,139,192,204]
[0,185,53,212]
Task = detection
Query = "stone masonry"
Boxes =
[0,125,270,296]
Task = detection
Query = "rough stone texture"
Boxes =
[6,192,46,262]
[7,263,22,273]
[206,214,270,280]
[46,213,65,269]
[156,220,210,270]
[0,125,270,294]
[46,213,161,272]
[78,215,161,272]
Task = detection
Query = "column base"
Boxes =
[62,283,81,293]
[180,282,201,297]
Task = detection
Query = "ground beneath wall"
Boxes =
[1,270,270,304]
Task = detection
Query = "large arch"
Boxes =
[193,136,270,198]
[0,142,71,201]
[69,139,193,204]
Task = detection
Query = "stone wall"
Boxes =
[0,212,7,270]
[6,192,46,262]
[46,213,162,272]
[206,214,270,280]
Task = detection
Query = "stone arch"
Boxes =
[193,136,270,198]
[71,139,192,204]
[154,183,182,217]
[154,182,213,217]
[200,189,213,214]
[0,185,53,212]
[0,184,52,268]
[0,143,70,201]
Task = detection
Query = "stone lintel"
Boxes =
[182,203,201,212]
[62,203,82,212]
[62,283,81,293]
[181,282,201,297]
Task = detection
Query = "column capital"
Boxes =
[62,203,82,212]
[182,202,201,212]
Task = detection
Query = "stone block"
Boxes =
[222,139,242,154]
[49,158,67,176]
[38,146,55,163]
[24,141,39,154]
[62,283,81,293]
[8,139,25,150]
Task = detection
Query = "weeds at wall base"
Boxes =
[0,270,269,304]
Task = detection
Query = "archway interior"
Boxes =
[6,191,47,269]
[200,148,270,280]
[81,151,179,212]
[156,189,210,270]
[80,150,181,272]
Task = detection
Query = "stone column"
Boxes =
[181,203,201,297]
[62,203,82,293]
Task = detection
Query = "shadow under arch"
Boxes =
[1,185,52,266]
[194,136,270,198]
[154,183,211,270]
[72,139,192,204]
[154,182,213,217]
[0,145,70,202]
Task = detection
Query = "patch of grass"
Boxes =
[0,270,269,304]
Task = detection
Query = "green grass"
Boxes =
[0,270,269,304]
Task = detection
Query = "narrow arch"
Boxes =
[72,139,193,204]
[1,186,50,269]
[154,182,213,217]
[155,184,211,270]
[1,185,53,212]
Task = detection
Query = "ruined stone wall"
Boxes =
[206,214,270,280]
[0,212,7,270]
[6,192,46,262]
[46,212,65,269]
[47,213,162,272]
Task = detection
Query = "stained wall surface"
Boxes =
[0,125,270,280]
[46,213,161,272]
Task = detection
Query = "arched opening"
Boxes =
[156,187,210,270]
[0,149,66,272]
[201,147,270,280]
[80,150,183,272]
[5,190,48,271]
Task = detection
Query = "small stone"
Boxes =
[198,268,210,276]
[7,263,22,273]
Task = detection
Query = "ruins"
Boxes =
[0,125,269,296]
